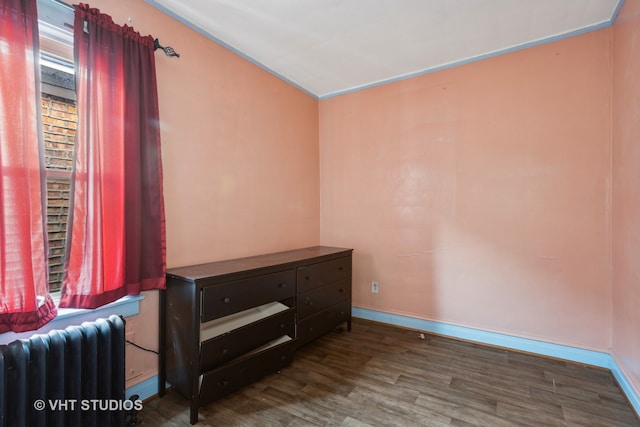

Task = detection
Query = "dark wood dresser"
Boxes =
[159,246,353,424]
[296,255,352,347]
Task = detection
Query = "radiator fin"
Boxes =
[0,315,126,427]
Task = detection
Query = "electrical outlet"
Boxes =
[371,281,379,293]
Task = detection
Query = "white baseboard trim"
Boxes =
[352,307,640,417]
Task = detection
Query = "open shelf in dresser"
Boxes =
[159,246,352,424]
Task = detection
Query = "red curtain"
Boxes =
[0,0,57,332]
[60,4,166,308]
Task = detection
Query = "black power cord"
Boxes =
[126,339,159,355]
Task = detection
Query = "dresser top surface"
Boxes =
[166,246,352,282]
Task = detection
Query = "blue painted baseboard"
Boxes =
[611,363,640,418]
[352,307,611,366]
[352,307,640,417]
[126,308,639,418]
[126,376,162,402]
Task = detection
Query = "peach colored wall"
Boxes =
[29,0,632,392]
[85,0,320,388]
[320,31,612,351]
[612,0,640,398]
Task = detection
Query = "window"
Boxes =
[39,0,75,292]
[42,63,76,292]
[1,0,164,332]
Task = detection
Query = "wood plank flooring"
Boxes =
[138,318,640,426]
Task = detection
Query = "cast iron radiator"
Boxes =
[0,315,126,427]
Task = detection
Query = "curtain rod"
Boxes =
[153,39,180,58]
[44,0,180,58]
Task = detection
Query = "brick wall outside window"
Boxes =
[42,93,76,292]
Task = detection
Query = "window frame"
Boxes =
[41,60,76,293]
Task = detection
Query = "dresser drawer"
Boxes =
[297,279,350,319]
[200,307,295,372]
[199,337,296,405]
[297,300,351,347]
[297,256,351,293]
[201,270,295,322]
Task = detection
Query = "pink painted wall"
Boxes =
[612,0,640,399]
[30,0,636,393]
[320,31,612,351]
[84,0,320,388]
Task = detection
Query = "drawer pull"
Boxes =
[218,380,229,388]
[305,276,311,281]
[338,266,344,271]
[339,288,344,293]
[223,297,230,304]
[278,283,286,288]
[221,348,228,354]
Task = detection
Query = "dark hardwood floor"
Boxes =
[138,318,640,426]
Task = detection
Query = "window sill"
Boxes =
[0,294,143,345]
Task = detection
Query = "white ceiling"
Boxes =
[151,1,619,98]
